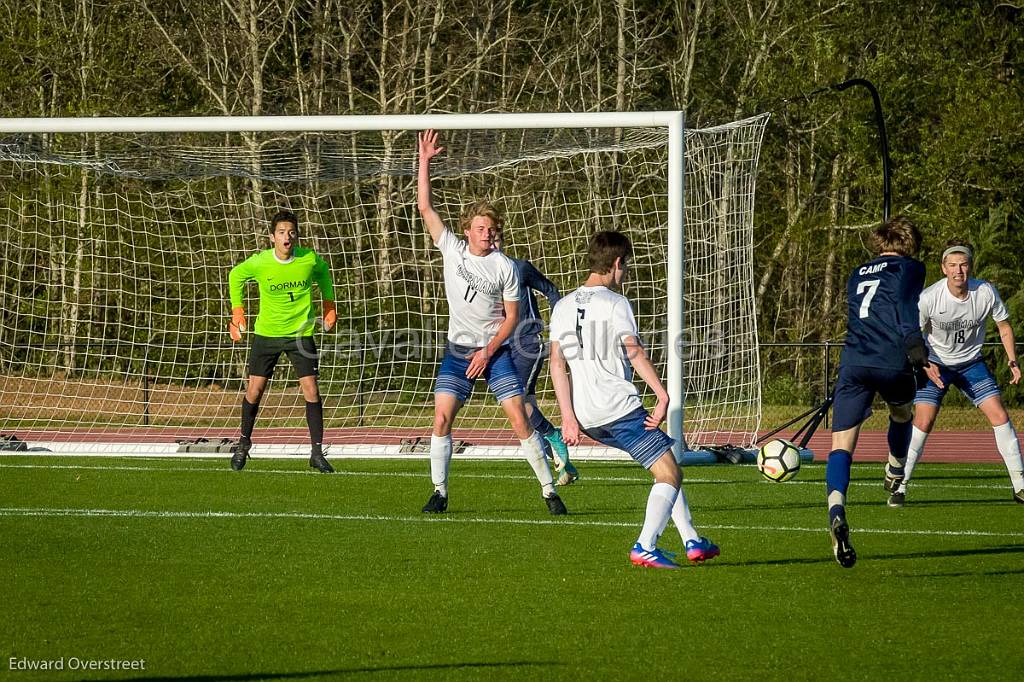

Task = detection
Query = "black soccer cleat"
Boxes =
[230,437,251,471]
[422,490,448,513]
[829,514,857,568]
[309,446,334,474]
[544,493,568,516]
[1014,489,1024,505]
[888,491,906,508]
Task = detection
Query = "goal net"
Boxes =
[0,113,768,458]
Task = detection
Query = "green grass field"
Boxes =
[2,456,1022,680]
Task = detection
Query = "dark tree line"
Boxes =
[1,0,1021,406]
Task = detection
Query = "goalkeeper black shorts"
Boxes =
[248,334,319,379]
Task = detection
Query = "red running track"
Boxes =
[7,427,1011,463]
[798,430,1007,463]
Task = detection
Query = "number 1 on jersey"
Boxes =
[856,279,880,319]
[575,308,586,349]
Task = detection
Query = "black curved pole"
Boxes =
[833,78,891,221]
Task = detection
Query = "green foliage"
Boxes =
[1,0,1022,404]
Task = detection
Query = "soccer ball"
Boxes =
[757,438,801,482]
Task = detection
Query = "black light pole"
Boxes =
[759,78,894,449]
[833,78,892,221]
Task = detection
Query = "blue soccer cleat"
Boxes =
[629,543,680,569]
[545,428,579,486]
[685,536,720,563]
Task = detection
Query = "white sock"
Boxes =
[993,421,1024,491]
[521,431,556,497]
[637,482,678,550]
[430,433,452,497]
[670,485,700,544]
[900,426,929,492]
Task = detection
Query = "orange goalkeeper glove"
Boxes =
[229,306,247,342]
[322,300,337,332]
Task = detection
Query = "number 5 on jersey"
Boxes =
[856,279,880,319]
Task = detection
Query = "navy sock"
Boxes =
[826,449,853,523]
[887,418,912,469]
[528,406,555,437]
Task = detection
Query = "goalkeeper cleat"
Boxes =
[684,536,721,563]
[888,490,906,508]
[421,490,448,514]
[1014,489,1024,505]
[630,543,679,569]
[309,445,334,474]
[544,493,568,516]
[230,437,251,471]
[829,513,857,568]
[545,428,579,486]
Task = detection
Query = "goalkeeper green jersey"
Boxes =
[229,247,335,338]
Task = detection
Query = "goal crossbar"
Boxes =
[0,112,681,134]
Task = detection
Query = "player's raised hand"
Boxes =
[418,129,444,162]
[322,300,337,332]
[229,306,247,342]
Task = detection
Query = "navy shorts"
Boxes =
[915,359,1000,408]
[831,364,916,432]
[509,335,546,397]
[583,407,675,469]
[434,343,524,403]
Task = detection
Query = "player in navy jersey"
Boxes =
[826,215,929,567]
[492,229,579,486]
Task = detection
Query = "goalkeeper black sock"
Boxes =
[240,398,260,441]
[306,400,324,446]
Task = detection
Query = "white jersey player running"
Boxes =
[416,129,566,516]
[549,231,719,568]
[890,242,1024,506]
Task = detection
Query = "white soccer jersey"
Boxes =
[436,228,519,347]
[549,285,643,428]
[919,277,1008,367]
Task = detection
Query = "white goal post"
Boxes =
[0,112,768,460]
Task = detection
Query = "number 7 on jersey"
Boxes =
[856,279,880,319]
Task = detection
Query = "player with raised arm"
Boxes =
[417,129,566,515]
[549,231,719,568]
[227,209,337,473]
[492,228,579,486]
[826,216,928,568]
[889,241,1024,507]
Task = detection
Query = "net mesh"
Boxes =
[0,115,767,454]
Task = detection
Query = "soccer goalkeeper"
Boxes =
[227,209,337,473]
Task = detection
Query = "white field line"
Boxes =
[0,461,1014,491]
[0,506,1021,539]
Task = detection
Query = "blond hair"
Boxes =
[458,200,504,233]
